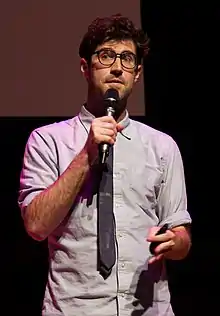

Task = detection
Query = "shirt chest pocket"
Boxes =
[127,164,164,212]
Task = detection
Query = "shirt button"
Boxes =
[121,263,125,268]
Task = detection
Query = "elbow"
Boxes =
[24,217,48,241]
[23,204,49,241]
[27,227,48,241]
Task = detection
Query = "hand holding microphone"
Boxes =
[99,88,119,164]
[85,89,122,165]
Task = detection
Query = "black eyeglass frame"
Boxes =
[92,48,138,70]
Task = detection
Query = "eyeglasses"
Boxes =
[93,48,137,70]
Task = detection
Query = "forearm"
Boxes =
[165,225,191,260]
[24,148,90,241]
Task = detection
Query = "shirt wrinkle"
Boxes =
[18,106,191,316]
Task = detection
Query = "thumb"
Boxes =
[116,124,124,132]
[147,226,161,241]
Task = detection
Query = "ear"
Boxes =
[80,58,89,80]
[134,65,142,83]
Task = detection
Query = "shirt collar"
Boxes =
[78,105,130,132]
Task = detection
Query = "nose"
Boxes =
[110,56,123,76]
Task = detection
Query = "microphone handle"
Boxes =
[99,106,115,164]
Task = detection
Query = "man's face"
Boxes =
[81,39,142,101]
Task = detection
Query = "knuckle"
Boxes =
[109,129,115,136]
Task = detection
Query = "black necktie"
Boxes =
[97,145,116,279]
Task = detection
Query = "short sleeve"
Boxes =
[157,137,192,228]
[18,129,58,217]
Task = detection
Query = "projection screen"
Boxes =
[0,1,146,116]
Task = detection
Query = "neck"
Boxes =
[85,97,104,118]
[116,110,126,123]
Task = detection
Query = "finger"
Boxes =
[95,135,116,145]
[93,120,117,134]
[100,116,117,124]
[147,226,161,240]
[148,253,164,264]
[154,240,175,255]
[97,122,116,130]
[99,128,116,137]
[116,124,124,132]
[147,229,174,243]
[102,125,117,135]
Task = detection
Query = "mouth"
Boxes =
[106,80,123,84]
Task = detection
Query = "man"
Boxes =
[18,14,192,316]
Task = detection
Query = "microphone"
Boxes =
[99,88,119,164]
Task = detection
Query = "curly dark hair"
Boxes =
[79,14,150,65]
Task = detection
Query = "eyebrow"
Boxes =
[100,48,135,54]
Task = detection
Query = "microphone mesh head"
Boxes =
[104,88,119,102]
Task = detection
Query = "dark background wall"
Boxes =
[141,3,219,316]
[1,3,219,316]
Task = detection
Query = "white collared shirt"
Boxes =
[18,106,191,316]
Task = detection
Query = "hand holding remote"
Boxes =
[149,224,169,255]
